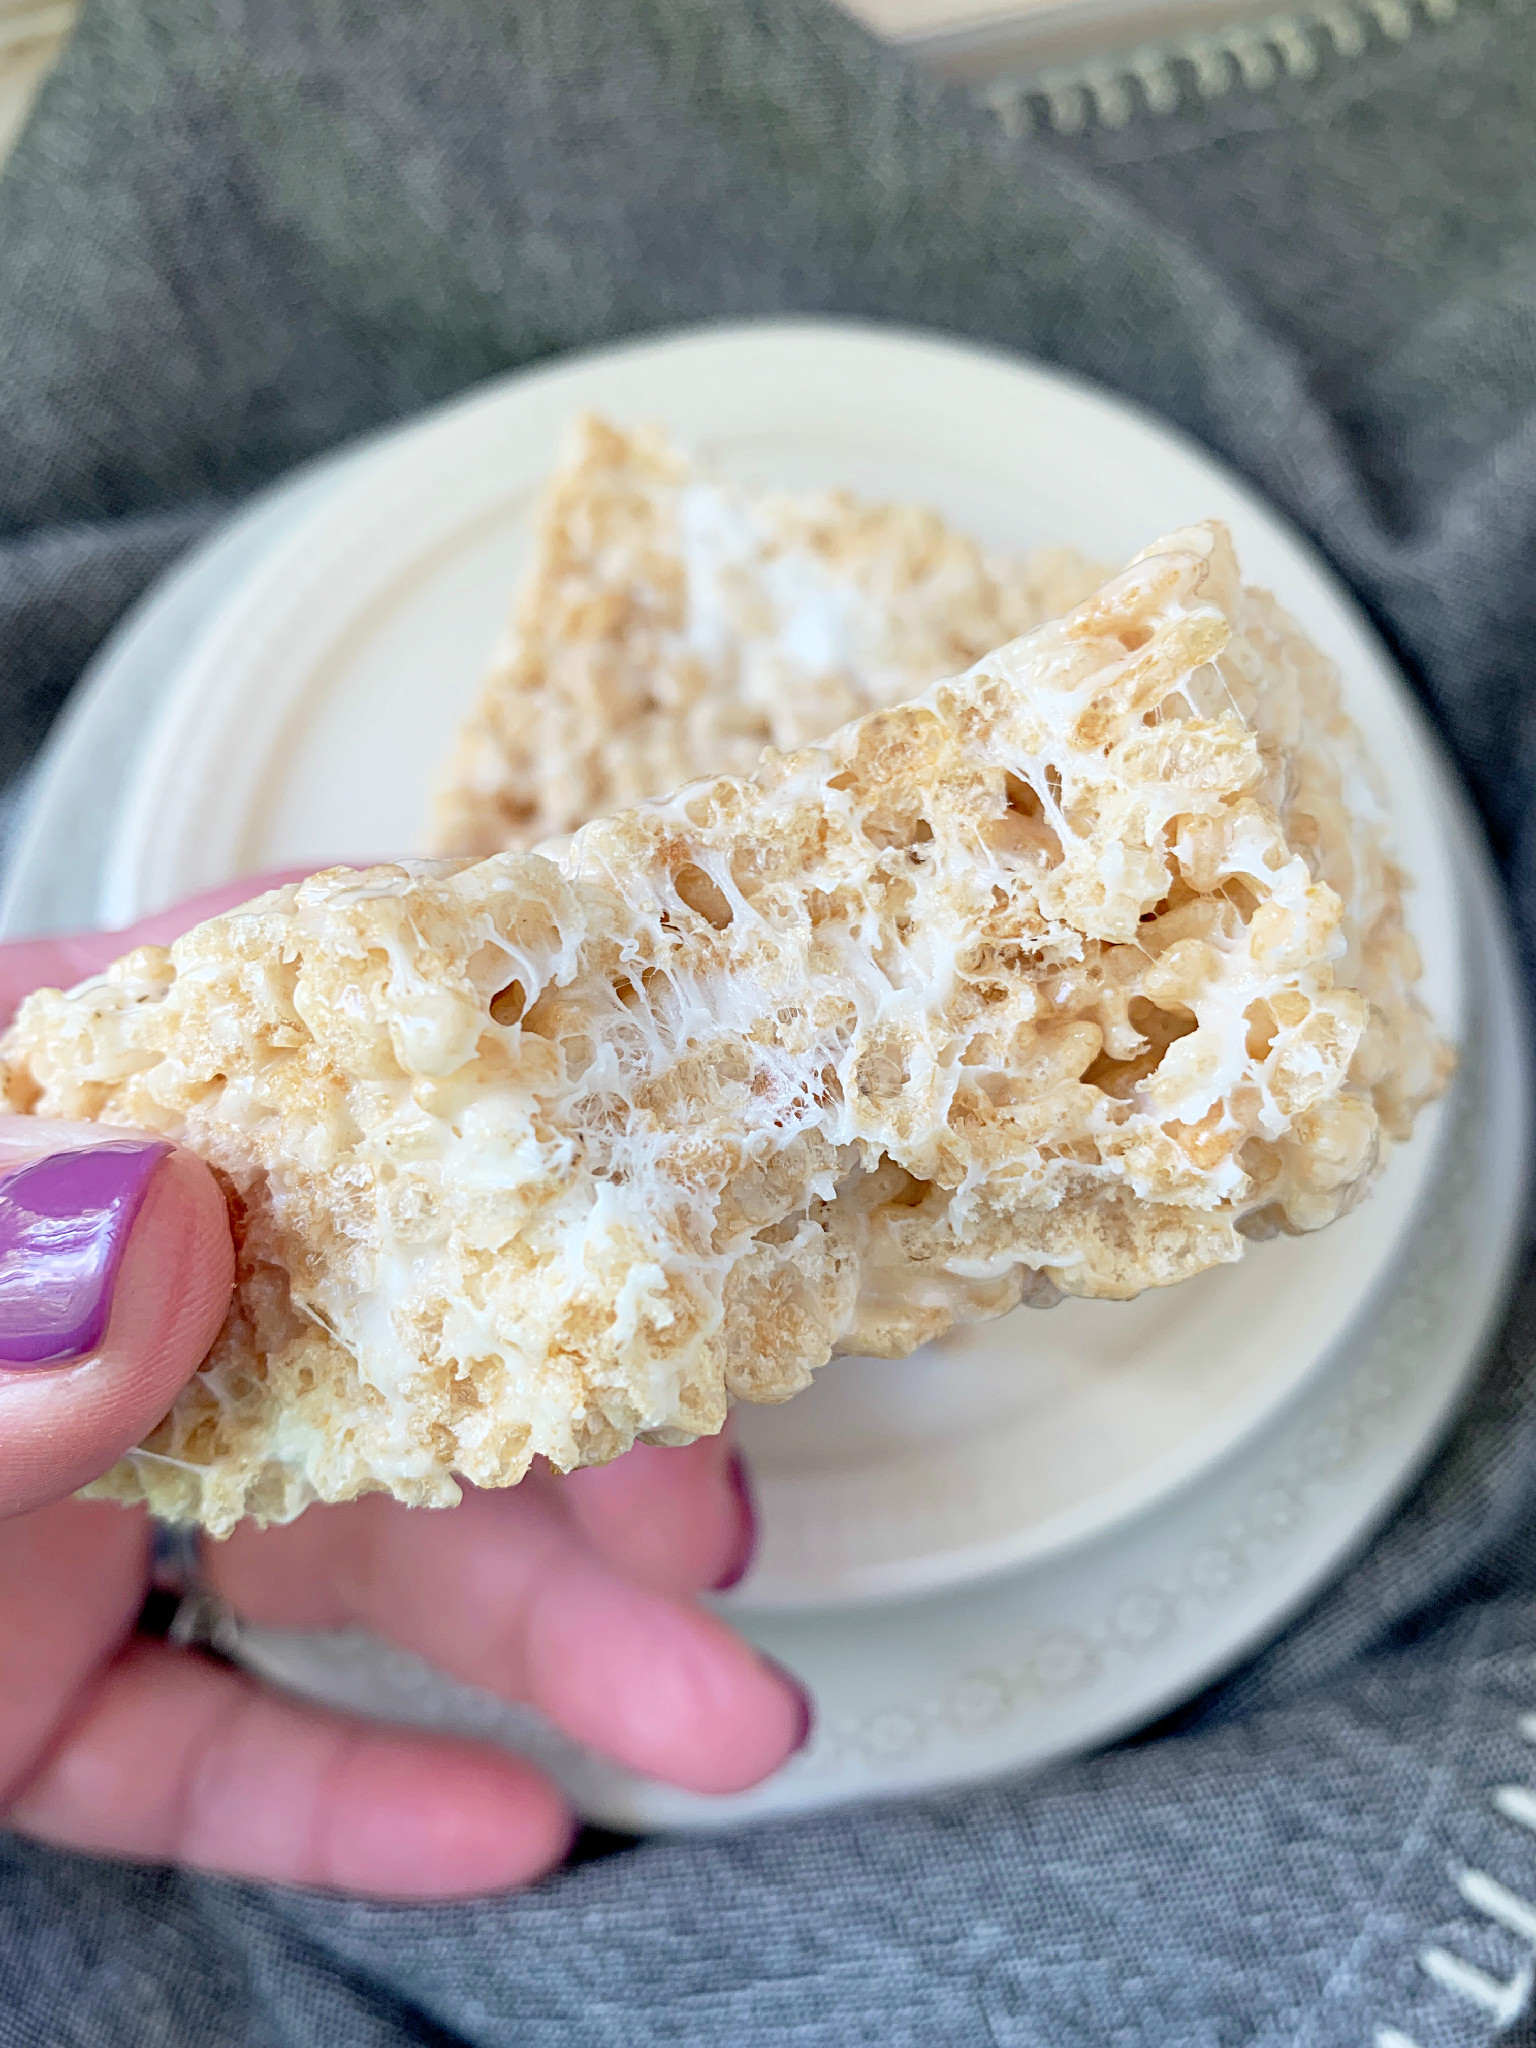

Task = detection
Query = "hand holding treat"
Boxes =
[0,890,807,1898]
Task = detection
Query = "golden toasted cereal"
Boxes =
[1,524,1449,1535]
[433,414,1106,855]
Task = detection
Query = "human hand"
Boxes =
[0,877,806,1898]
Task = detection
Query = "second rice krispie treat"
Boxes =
[433,415,1105,855]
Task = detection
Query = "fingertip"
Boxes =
[116,1145,236,1358]
[323,1733,577,1898]
[692,1640,813,1794]
[560,1434,755,1596]
[0,1143,234,1516]
[528,1569,811,1795]
[711,1449,757,1592]
[759,1653,815,1760]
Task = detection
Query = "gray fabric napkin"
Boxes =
[3,1,1536,2041]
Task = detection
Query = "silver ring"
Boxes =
[149,1521,240,1657]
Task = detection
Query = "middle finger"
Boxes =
[208,1482,807,1795]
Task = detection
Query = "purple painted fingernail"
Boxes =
[0,1141,173,1367]
[712,1448,759,1592]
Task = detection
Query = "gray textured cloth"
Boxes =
[2,1,1535,2041]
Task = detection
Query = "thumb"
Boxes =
[0,1122,234,1519]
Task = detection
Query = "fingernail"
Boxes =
[762,1656,815,1754]
[0,1140,173,1367]
[712,1448,759,1591]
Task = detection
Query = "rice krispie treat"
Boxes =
[433,415,1105,855]
[1,525,1450,1535]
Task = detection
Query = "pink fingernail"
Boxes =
[0,1141,172,1366]
[712,1448,759,1591]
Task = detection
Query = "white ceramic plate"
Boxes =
[2,320,1523,1825]
[224,823,1523,1829]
